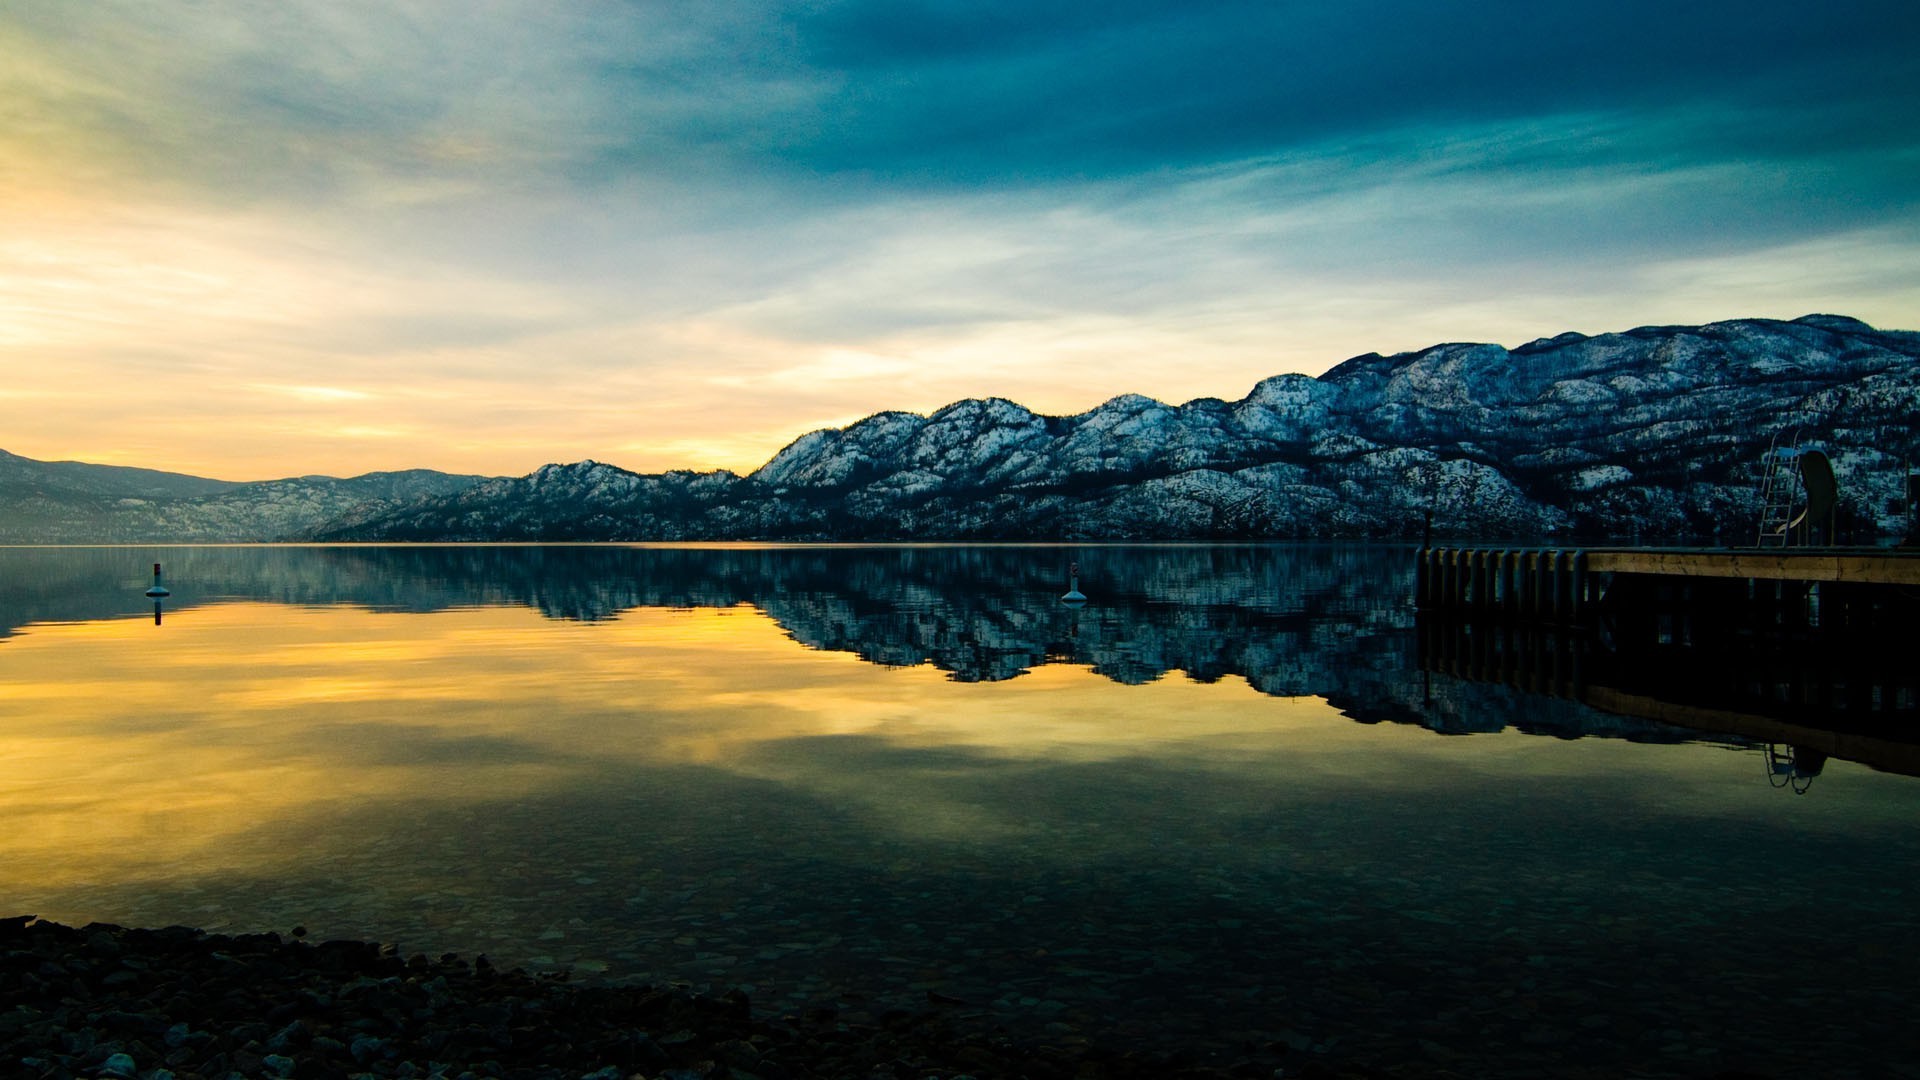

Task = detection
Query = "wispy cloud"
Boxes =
[250,385,374,403]
[2,1,1915,479]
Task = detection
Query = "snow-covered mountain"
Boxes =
[309,315,1920,544]
[0,451,488,543]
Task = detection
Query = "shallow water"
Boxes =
[2,544,1916,1077]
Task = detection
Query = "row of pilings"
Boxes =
[1414,547,1598,626]
[1418,615,1588,700]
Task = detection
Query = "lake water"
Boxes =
[2,544,1916,1077]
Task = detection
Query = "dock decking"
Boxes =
[1415,545,1920,623]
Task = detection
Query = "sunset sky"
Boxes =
[4,1,1917,481]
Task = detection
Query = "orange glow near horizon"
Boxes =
[8,185,1917,483]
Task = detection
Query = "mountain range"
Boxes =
[5,314,1916,543]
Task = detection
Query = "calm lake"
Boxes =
[2,544,1915,1077]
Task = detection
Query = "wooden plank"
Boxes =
[1583,548,1920,585]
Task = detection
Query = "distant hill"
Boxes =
[304,315,1920,545]
[0,450,240,500]
[0,451,491,543]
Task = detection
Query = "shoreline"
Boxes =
[3,916,1320,1080]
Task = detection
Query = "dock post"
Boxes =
[1535,550,1553,621]
[1561,550,1578,624]
[1536,549,1551,618]
[1503,550,1521,618]
[1569,550,1588,626]
[1489,545,1505,614]
[1518,550,1536,616]
[1547,550,1567,623]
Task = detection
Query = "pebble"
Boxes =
[2,916,1287,1080]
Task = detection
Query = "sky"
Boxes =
[3,1,1917,481]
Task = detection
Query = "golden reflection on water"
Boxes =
[10,567,1920,1075]
[0,601,1346,892]
[0,599,1904,906]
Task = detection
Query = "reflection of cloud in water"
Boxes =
[7,544,1853,756]
[7,586,1912,899]
[4,546,1919,1073]
[0,601,1348,887]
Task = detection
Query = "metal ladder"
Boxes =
[1765,744,1818,794]
[1754,428,1803,547]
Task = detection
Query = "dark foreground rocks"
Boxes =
[3,916,1348,1080]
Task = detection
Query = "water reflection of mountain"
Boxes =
[0,544,1718,745]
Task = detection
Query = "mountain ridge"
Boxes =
[307,314,1920,544]
[4,314,1915,543]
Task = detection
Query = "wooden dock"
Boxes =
[1582,548,1920,585]
[1414,545,1920,782]
[1415,545,1920,625]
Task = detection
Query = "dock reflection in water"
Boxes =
[1417,559,1920,789]
[2,544,1917,1077]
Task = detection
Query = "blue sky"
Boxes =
[3,0,1916,478]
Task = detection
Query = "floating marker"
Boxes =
[144,562,171,598]
[1062,560,1087,604]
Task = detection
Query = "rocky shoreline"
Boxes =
[3,916,1340,1080]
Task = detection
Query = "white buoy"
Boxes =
[1061,560,1087,604]
[144,562,171,598]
